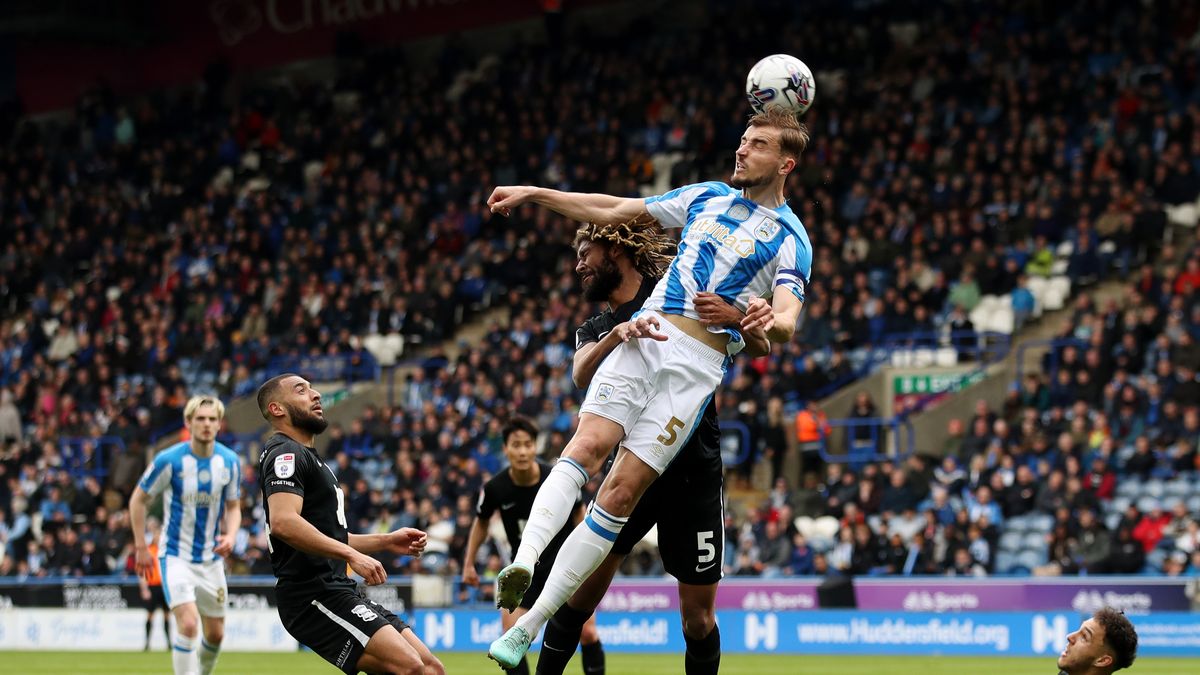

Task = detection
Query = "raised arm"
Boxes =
[267,492,388,585]
[488,186,647,225]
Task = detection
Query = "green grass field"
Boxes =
[2,651,1199,674]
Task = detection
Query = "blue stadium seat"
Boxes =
[1142,480,1165,498]
[1109,496,1131,514]
[1136,496,1161,513]
[1146,548,1168,571]
[1105,512,1121,531]
[1017,549,1045,569]
[999,531,1023,552]
[1187,495,1200,514]
[993,550,1017,574]
[1028,514,1054,533]
[1022,532,1046,550]
[1004,515,1029,534]
[1164,479,1192,498]
[1115,480,1141,499]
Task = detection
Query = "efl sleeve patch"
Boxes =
[274,453,296,479]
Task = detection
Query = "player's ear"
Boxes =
[268,401,286,420]
[779,156,796,175]
[1094,653,1113,669]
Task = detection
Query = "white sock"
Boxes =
[517,504,626,633]
[199,638,220,675]
[172,634,200,675]
[513,459,589,569]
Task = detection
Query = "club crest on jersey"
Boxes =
[725,203,752,222]
[275,453,295,479]
[595,383,615,402]
[753,217,781,242]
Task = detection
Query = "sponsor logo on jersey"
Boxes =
[198,469,212,484]
[275,453,295,479]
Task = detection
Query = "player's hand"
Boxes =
[349,553,388,586]
[487,186,536,217]
[213,534,234,557]
[384,528,428,557]
[462,564,479,587]
[694,292,744,328]
[134,545,155,579]
[140,587,151,602]
[614,316,668,343]
[740,297,775,333]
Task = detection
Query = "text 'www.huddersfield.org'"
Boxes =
[797,618,1011,651]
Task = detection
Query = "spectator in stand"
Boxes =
[1133,506,1173,553]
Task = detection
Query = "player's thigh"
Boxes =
[358,624,424,675]
[162,557,198,611]
[578,339,657,437]
[565,413,629,475]
[399,626,444,674]
[621,358,724,475]
[280,589,404,675]
[193,562,228,619]
[595,448,660,516]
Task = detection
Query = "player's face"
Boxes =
[186,403,221,443]
[576,241,622,302]
[279,376,329,435]
[1057,618,1112,672]
[503,430,536,472]
[731,126,787,189]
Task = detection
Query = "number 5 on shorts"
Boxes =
[697,531,716,564]
[656,416,685,446]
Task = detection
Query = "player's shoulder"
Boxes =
[152,442,189,465]
[652,181,734,203]
[484,468,515,492]
[214,442,240,462]
[260,433,306,465]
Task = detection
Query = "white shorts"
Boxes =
[579,311,728,474]
[161,556,228,617]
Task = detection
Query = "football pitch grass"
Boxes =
[3,651,1200,674]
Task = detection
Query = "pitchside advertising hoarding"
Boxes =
[1,578,1197,655]
[407,609,1200,657]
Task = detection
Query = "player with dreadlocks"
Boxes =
[531,216,768,675]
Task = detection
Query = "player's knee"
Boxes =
[424,655,446,675]
[386,654,424,675]
[580,622,601,645]
[564,432,618,474]
[597,479,639,516]
[680,602,716,640]
[204,625,224,645]
[176,616,199,637]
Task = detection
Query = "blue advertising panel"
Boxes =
[408,609,1200,657]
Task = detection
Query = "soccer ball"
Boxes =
[745,54,815,116]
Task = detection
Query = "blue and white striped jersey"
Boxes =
[138,442,242,563]
[644,181,812,351]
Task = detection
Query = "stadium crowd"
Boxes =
[1,0,1200,586]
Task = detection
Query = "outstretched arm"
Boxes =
[741,293,804,344]
[488,186,647,225]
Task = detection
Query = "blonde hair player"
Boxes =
[130,395,240,675]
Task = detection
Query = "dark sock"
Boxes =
[508,656,530,675]
[684,624,721,675]
[145,618,152,647]
[580,640,605,674]
[163,616,171,648]
[535,604,592,675]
